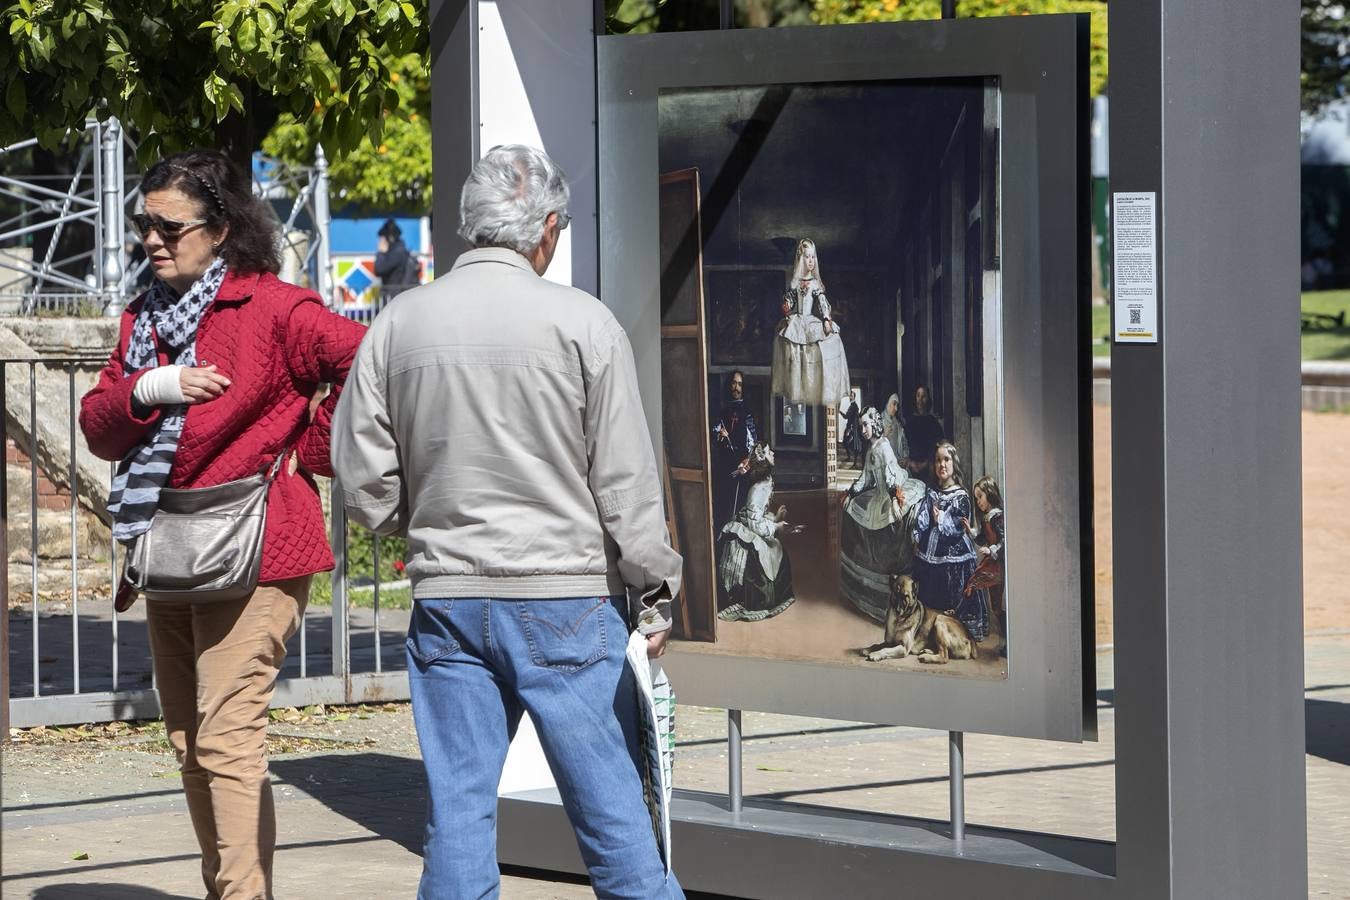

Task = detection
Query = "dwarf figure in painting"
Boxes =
[771,239,851,408]
[840,408,927,579]
[963,474,1006,646]
[912,441,991,642]
[717,443,805,622]
[711,369,758,534]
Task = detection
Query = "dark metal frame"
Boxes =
[598,15,1093,743]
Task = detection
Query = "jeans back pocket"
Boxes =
[519,598,610,673]
[406,599,462,666]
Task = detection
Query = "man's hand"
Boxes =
[646,628,671,660]
[179,365,230,405]
[377,236,390,253]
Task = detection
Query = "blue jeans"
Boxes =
[406,596,684,900]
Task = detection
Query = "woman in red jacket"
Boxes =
[79,150,365,900]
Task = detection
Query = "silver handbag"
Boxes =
[123,452,287,603]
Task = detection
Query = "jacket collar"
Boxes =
[451,247,537,274]
[215,269,263,303]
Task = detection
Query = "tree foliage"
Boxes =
[0,0,426,166]
[263,50,430,212]
[604,0,813,34]
[812,0,1108,97]
[1302,0,1350,117]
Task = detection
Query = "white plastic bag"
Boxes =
[626,630,675,875]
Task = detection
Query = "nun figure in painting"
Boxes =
[881,393,909,464]
[717,443,805,622]
[839,409,927,621]
[771,239,851,408]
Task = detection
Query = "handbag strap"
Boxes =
[264,447,293,483]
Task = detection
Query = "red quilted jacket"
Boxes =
[79,269,367,583]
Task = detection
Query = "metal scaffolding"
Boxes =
[0,122,334,317]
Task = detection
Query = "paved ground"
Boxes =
[3,637,1347,899]
[3,408,1346,897]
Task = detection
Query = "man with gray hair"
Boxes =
[331,144,685,898]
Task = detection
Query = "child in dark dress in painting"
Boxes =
[964,475,1006,646]
[912,441,990,641]
[717,444,805,622]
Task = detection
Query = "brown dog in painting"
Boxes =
[862,574,978,665]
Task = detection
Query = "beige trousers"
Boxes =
[147,576,310,900]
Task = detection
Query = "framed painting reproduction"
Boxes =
[599,15,1094,742]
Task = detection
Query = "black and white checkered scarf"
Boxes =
[107,259,228,541]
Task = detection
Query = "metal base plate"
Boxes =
[498,788,1116,898]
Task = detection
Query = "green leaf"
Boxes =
[237,17,257,53]
[223,83,245,115]
[6,78,25,120]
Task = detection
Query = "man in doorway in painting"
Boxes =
[904,383,946,484]
[711,369,758,534]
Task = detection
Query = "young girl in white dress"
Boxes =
[771,239,851,407]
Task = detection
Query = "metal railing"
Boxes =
[1,356,407,729]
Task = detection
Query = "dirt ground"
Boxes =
[1092,406,1350,645]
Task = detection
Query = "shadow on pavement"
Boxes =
[270,753,732,897]
[1305,697,1350,765]
[32,886,194,899]
[270,752,426,853]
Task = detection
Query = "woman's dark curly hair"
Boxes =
[139,150,281,275]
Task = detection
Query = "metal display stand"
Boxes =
[432,2,1306,897]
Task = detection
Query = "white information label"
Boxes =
[1112,191,1158,344]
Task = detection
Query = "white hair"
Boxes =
[458,144,570,255]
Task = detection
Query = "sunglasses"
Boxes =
[556,211,571,231]
[131,213,209,242]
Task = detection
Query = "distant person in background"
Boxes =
[374,218,420,303]
[904,384,945,484]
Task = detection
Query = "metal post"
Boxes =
[1,364,8,735]
[718,0,734,29]
[330,479,351,697]
[312,146,334,308]
[100,118,126,317]
[941,0,956,19]
[29,364,39,697]
[1108,1,1305,896]
[68,369,79,693]
[110,461,119,692]
[372,534,382,673]
[728,708,743,813]
[949,731,965,849]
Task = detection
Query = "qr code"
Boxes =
[1129,308,1142,325]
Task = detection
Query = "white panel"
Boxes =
[477,1,573,288]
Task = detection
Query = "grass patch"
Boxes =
[1302,290,1350,361]
[1087,294,1350,361]
[1091,304,1110,356]
[307,571,412,610]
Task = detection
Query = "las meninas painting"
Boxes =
[658,77,1007,679]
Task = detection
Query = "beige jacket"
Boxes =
[330,248,682,634]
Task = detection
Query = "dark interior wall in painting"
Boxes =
[658,79,989,474]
